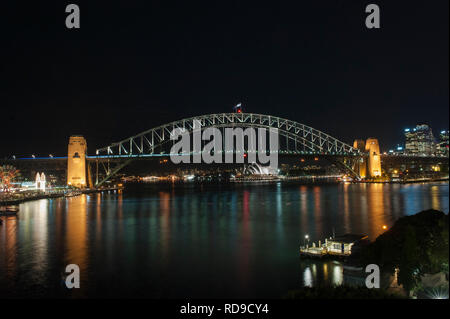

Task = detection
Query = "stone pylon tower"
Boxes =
[365,138,382,177]
[67,135,87,188]
[353,139,367,178]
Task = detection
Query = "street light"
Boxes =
[304,234,310,248]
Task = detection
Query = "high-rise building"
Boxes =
[436,130,449,157]
[404,124,435,156]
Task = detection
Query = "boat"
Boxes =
[0,205,19,216]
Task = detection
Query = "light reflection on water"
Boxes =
[0,182,448,298]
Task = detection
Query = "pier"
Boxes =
[300,234,369,259]
[0,186,123,206]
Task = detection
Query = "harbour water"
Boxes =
[0,181,448,298]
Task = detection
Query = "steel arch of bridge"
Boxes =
[96,113,359,157]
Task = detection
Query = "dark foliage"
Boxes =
[361,209,449,292]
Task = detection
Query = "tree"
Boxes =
[397,224,420,292]
[360,209,449,295]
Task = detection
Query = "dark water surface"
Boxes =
[0,182,448,298]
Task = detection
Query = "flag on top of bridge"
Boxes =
[234,103,242,113]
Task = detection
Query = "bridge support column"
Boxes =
[366,138,382,177]
[353,140,367,178]
[67,135,87,188]
[353,138,382,178]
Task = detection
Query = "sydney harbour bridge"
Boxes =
[3,113,448,188]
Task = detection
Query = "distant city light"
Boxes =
[404,128,410,132]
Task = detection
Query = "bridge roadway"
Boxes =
[1,113,448,184]
[2,153,447,170]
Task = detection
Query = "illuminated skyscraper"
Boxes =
[404,124,435,156]
[436,130,449,157]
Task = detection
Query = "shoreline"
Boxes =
[353,177,449,184]
[127,177,449,185]
[0,187,122,206]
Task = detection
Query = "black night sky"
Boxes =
[1,1,448,157]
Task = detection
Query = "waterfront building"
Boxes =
[35,172,46,191]
[326,234,369,256]
[299,234,369,257]
[404,124,436,156]
[436,130,449,157]
[67,135,88,188]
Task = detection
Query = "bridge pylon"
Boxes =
[67,135,88,188]
[352,138,382,178]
